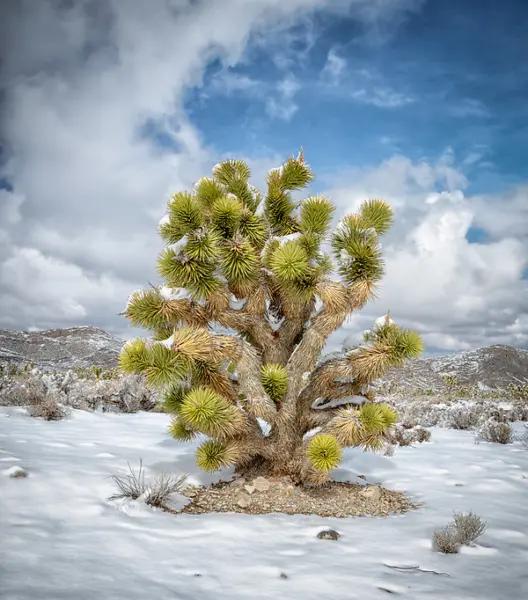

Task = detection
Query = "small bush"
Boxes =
[109,460,188,508]
[446,404,480,430]
[433,511,486,554]
[478,419,514,444]
[452,511,486,545]
[432,525,460,554]
[387,424,431,446]
[27,397,69,421]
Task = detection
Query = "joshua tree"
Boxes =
[119,151,422,485]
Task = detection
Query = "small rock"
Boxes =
[317,529,340,540]
[280,573,288,579]
[4,466,28,478]
[231,477,246,488]
[360,485,381,501]
[244,485,256,495]
[252,476,271,492]
[236,493,252,508]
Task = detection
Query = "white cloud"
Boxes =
[1,0,525,355]
[323,152,528,352]
[321,48,347,84]
[351,87,415,108]
[5,0,418,336]
[265,75,301,120]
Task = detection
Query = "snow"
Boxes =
[1,408,528,600]
[158,214,170,228]
[374,314,395,328]
[277,232,302,245]
[158,286,192,302]
[265,311,285,332]
[159,334,174,349]
[229,295,247,311]
[167,235,189,255]
[124,290,141,310]
[312,395,367,410]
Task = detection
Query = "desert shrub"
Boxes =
[27,396,69,421]
[452,511,486,545]
[433,511,486,554]
[109,459,188,508]
[432,525,460,554]
[478,419,514,444]
[386,424,431,446]
[446,403,480,430]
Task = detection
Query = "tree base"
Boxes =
[176,475,417,518]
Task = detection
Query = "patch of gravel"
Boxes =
[177,476,417,518]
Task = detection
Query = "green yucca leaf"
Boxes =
[376,403,399,429]
[270,156,314,191]
[220,236,259,283]
[270,241,309,282]
[162,385,189,413]
[185,228,220,262]
[179,387,243,438]
[359,199,394,236]
[196,439,236,472]
[225,178,255,209]
[358,403,389,434]
[194,177,225,209]
[157,248,215,291]
[145,343,189,387]
[168,192,203,232]
[213,159,251,186]
[124,289,170,330]
[169,418,198,442]
[395,329,424,359]
[158,219,187,245]
[313,252,334,277]
[212,195,244,237]
[300,195,335,235]
[307,434,343,472]
[337,240,384,284]
[260,363,288,402]
[118,339,150,374]
[239,211,268,249]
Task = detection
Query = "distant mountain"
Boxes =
[0,326,125,372]
[1,327,527,390]
[381,344,528,391]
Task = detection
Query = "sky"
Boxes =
[0,0,527,355]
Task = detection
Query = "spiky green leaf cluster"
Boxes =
[260,363,289,402]
[366,319,424,362]
[307,434,343,472]
[179,387,243,439]
[330,403,398,449]
[196,439,238,472]
[332,199,394,286]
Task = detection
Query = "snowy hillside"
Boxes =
[1,327,528,391]
[1,407,527,600]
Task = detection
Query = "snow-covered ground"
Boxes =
[1,408,527,600]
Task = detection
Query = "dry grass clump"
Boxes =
[432,525,461,554]
[109,459,188,508]
[433,511,486,554]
